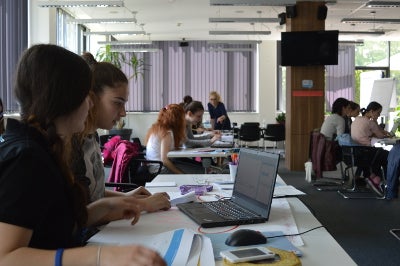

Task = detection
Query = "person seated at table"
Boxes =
[0,44,166,266]
[145,104,204,174]
[208,91,232,130]
[344,101,360,134]
[320,97,350,140]
[184,100,221,148]
[351,101,390,195]
[71,52,170,218]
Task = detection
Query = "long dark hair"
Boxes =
[184,100,204,114]
[14,44,92,227]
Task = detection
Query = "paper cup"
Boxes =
[229,164,238,181]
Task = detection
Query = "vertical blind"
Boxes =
[121,41,257,112]
[325,45,355,111]
[0,0,27,112]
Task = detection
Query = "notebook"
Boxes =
[211,134,234,148]
[177,148,280,228]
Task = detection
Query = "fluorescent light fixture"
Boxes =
[208,47,254,52]
[69,18,137,24]
[339,31,385,35]
[38,0,124,8]
[98,41,153,45]
[339,40,364,45]
[366,1,400,8]
[209,17,279,23]
[110,48,159,53]
[341,18,400,24]
[83,31,146,36]
[210,0,296,6]
[207,40,261,44]
[209,30,270,35]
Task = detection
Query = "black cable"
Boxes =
[267,225,325,239]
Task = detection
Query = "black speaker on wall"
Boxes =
[286,5,297,18]
[317,5,328,20]
[278,12,286,25]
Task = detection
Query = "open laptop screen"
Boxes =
[231,149,280,218]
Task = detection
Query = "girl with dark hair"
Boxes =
[351,101,390,196]
[320,97,350,140]
[0,44,165,266]
[184,100,221,147]
[344,101,360,134]
[71,52,170,215]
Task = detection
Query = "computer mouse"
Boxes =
[225,229,267,247]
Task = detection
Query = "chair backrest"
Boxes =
[264,124,285,141]
[239,123,261,141]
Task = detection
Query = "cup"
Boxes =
[229,164,238,181]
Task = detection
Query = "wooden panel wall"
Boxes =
[285,1,326,170]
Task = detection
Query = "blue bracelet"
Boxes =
[55,248,64,266]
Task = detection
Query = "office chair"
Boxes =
[263,123,285,151]
[103,135,163,191]
[239,122,261,147]
[337,145,386,199]
[309,130,346,191]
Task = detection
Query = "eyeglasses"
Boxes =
[209,98,217,101]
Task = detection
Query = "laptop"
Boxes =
[177,148,280,228]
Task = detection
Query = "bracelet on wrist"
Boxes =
[55,248,64,266]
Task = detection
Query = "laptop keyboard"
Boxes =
[203,201,258,220]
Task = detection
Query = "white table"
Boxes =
[168,148,235,173]
[145,174,356,266]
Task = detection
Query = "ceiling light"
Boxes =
[208,47,254,52]
[98,41,152,45]
[209,30,271,35]
[207,40,261,44]
[68,18,137,24]
[38,0,124,8]
[341,18,400,24]
[339,31,385,35]
[209,17,279,23]
[84,31,146,36]
[366,1,400,8]
[110,48,159,53]
[210,0,296,6]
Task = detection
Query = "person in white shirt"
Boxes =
[320,97,351,140]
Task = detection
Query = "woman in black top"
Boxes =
[0,44,165,266]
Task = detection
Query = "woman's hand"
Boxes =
[126,186,152,198]
[102,245,166,266]
[217,115,225,124]
[138,192,171,212]
[87,196,142,225]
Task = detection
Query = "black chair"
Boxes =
[239,122,261,147]
[263,124,285,150]
[337,145,386,199]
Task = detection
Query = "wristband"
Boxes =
[55,248,64,266]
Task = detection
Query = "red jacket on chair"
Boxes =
[310,131,338,179]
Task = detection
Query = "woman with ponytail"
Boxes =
[0,44,165,266]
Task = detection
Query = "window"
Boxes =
[57,9,87,54]
[115,41,257,112]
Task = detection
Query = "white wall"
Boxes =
[27,5,279,143]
